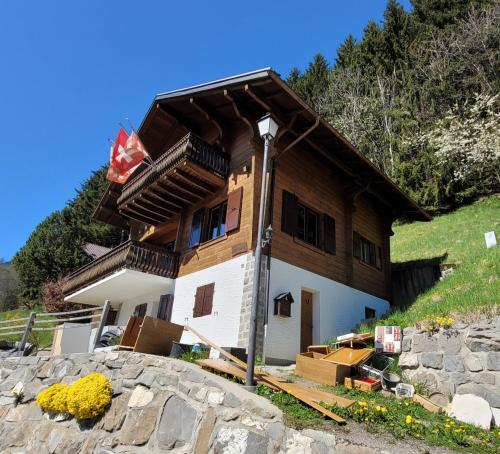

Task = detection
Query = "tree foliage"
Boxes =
[288,0,499,211]
[12,167,124,307]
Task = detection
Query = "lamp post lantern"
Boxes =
[245,113,279,388]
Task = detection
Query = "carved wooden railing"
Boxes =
[63,240,179,296]
[118,132,229,207]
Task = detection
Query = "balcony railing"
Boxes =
[116,133,229,225]
[63,240,179,296]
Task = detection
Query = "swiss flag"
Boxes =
[106,129,149,184]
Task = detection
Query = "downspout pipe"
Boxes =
[245,135,272,388]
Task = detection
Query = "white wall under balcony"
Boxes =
[64,268,174,308]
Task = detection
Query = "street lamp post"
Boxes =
[245,113,279,389]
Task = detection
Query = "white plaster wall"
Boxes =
[59,323,91,354]
[265,258,390,361]
[171,253,250,347]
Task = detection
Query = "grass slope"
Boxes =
[382,195,499,328]
[0,306,53,348]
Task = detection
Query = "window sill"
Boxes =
[293,237,326,255]
[198,234,228,250]
[356,258,383,272]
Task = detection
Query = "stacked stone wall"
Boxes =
[400,316,500,409]
[0,352,341,453]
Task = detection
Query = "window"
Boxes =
[157,294,174,322]
[365,307,376,320]
[188,209,205,248]
[133,303,147,317]
[193,283,215,318]
[353,232,382,269]
[207,202,227,241]
[281,190,336,254]
[297,204,319,247]
[187,188,243,249]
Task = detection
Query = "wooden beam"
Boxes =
[141,193,184,212]
[156,181,201,204]
[135,197,176,218]
[244,84,273,112]
[172,168,217,194]
[120,208,159,226]
[277,117,320,159]
[223,89,255,137]
[123,204,166,224]
[190,97,223,139]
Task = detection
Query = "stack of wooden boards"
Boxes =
[185,325,355,424]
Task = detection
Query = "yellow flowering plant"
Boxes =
[36,383,70,414]
[66,373,112,420]
[36,373,111,421]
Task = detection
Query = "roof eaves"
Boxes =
[155,67,273,101]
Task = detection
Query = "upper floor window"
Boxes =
[188,187,243,248]
[281,190,336,254]
[208,201,227,241]
[297,204,319,247]
[353,231,382,269]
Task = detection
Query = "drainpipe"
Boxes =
[262,158,276,365]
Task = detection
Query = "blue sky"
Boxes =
[0,0,411,261]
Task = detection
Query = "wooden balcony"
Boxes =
[117,133,229,225]
[63,240,179,296]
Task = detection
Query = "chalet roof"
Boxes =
[95,68,430,225]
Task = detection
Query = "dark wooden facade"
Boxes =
[65,69,428,302]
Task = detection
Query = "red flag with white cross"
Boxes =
[106,129,149,184]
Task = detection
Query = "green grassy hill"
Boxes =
[381,195,499,328]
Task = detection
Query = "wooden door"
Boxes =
[301,290,313,352]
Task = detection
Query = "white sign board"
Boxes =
[485,231,497,249]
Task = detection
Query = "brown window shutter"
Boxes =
[353,231,361,258]
[226,187,243,233]
[193,286,205,318]
[201,283,215,316]
[323,214,336,254]
[375,246,383,270]
[281,190,298,236]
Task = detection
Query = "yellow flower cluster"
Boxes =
[36,383,69,414]
[36,373,111,421]
[434,316,455,327]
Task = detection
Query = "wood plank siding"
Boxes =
[141,125,256,277]
[268,145,391,300]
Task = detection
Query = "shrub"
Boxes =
[66,373,112,420]
[36,383,70,414]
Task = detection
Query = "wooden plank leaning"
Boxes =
[184,325,352,424]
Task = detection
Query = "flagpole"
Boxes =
[124,118,155,166]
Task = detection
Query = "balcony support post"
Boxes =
[92,300,111,352]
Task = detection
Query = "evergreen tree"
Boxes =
[12,166,124,306]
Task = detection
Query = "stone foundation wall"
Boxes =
[0,352,342,453]
[399,316,500,409]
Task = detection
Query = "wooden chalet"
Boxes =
[63,68,429,362]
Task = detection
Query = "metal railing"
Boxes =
[0,301,110,354]
[63,240,179,296]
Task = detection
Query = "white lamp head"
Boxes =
[257,113,279,140]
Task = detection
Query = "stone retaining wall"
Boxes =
[399,316,500,409]
[0,352,345,453]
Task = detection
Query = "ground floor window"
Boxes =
[353,232,382,269]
